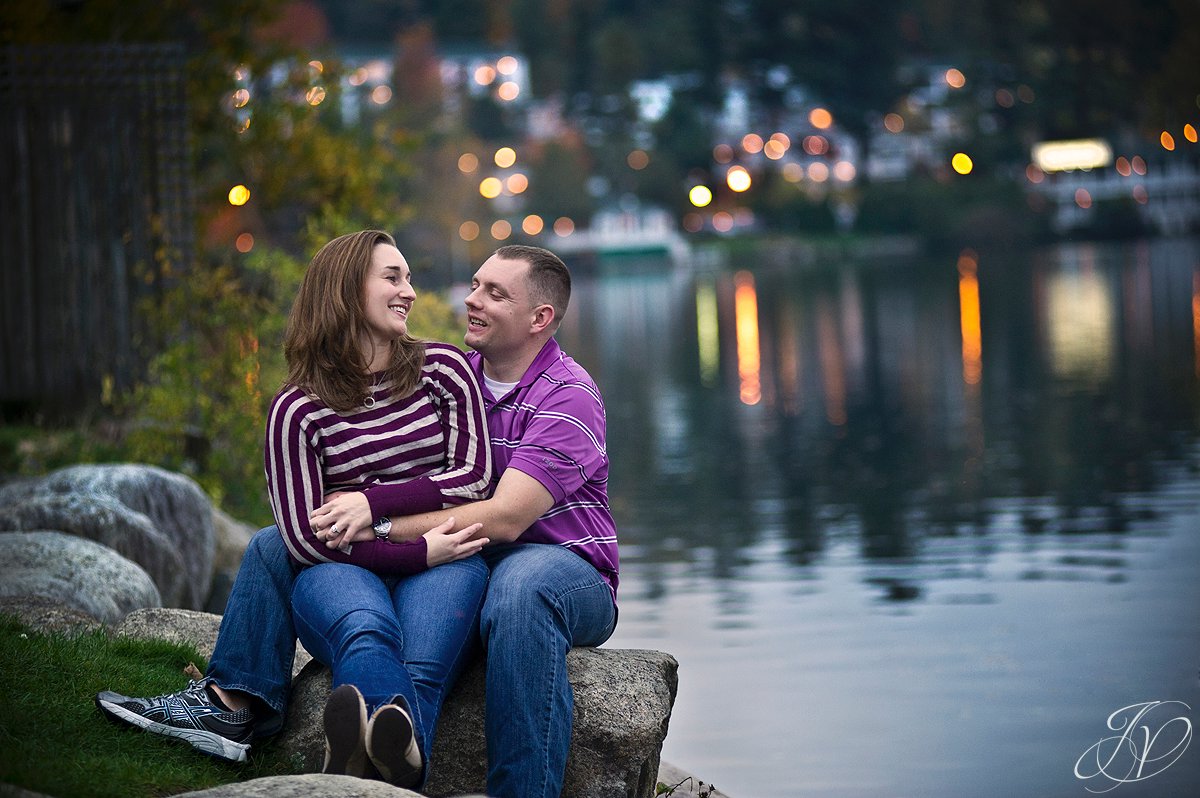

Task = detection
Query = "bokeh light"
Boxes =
[1184,124,1198,143]
[479,177,503,199]
[474,65,496,85]
[505,173,528,194]
[235,233,254,253]
[494,147,517,168]
[458,153,479,173]
[833,161,856,181]
[553,217,575,236]
[522,214,544,235]
[497,81,520,101]
[1132,185,1148,204]
[689,185,713,207]
[807,162,829,182]
[682,213,704,233]
[952,152,974,174]
[945,68,966,88]
[782,162,804,182]
[1026,164,1045,183]
[1115,157,1131,177]
[305,86,326,106]
[1161,131,1176,151]
[459,221,480,241]
[491,220,512,240]
[713,143,734,164]
[741,133,764,154]
[726,165,752,192]
[228,184,250,206]
[884,113,904,133]
[809,108,833,129]
[712,211,734,233]
[232,89,250,108]
[371,85,392,104]
[627,149,650,170]
[803,135,828,156]
[1132,156,1147,175]
[497,56,518,75]
[1075,189,1092,209]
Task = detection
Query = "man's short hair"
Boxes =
[495,244,571,326]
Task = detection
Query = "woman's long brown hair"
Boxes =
[282,230,425,412]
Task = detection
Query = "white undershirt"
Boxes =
[483,374,518,399]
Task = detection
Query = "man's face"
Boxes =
[464,254,535,358]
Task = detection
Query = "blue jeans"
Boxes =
[206,527,298,737]
[479,543,617,798]
[291,556,489,774]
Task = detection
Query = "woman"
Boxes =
[266,229,492,788]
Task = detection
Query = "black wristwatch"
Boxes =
[372,516,392,540]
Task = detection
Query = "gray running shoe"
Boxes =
[95,680,253,763]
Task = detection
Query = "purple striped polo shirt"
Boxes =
[265,342,492,573]
[467,338,620,600]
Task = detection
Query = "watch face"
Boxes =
[374,517,392,537]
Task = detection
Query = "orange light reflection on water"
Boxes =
[733,270,761,405]
[958,251,983,385]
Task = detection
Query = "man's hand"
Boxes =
[311,491,372,545]
[423,517,488,567]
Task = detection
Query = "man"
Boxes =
[98,245,619,798]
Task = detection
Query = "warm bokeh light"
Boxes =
[945,68,966,88]
[726,165,752,192]
[235,232,254,253]
[371,85,392,104]
[713,143,734,164]
[348,68,368,87]
[689,185,713,207]
[305,86,326,106]
[1075,188,1092,209]
[1032,139,1112,172]
[742,133,764,154]
[782,162,804,182]
[712,211,734,232]
[803,135,828,156]
[682,212,704,233]
[883,113,904,133]
[1161,130,1176,151]
[497,81,520,101]
[490,220,512,240]
[1132,185,1148,204]
[764,139,786,160]
[1025,163,1045,183]
[1185,124,1198,143]
[479,177,503,199]
[458,152,479,173]
[308,60,324,74]
[733,270,761,405]
[995,88,1014,108]
[553,217,575,236]
[833,161,856,182]
[1131,156,1147,175]
[474,65,495,85]
[497,56,518,75]
[958,250,982,385]
[770,132,791,149]
[1115,156,1131,177]
[1017,84,1035,103]
[494,147,516,168]
[807,162,829,182]
[228,184,250,206]
[459,221,480,241]
[505,173,528,194]
[809,107,833,129]
[521,214,544,235]
[952,152,974,174]
[627,149,650,170]
[232,88,250,108]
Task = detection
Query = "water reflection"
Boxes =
[555,237,1200,797]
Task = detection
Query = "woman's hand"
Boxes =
[423,517,488,567]
[310,491,373,548]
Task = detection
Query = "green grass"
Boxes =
[0,616,301,797]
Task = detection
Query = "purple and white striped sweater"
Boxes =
[265,342,492,573]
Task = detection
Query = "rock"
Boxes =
[207,508,258,614]
[0,594,105,635]
[172,774,424,797]
[655,762,733,798]
[114,608,311,679]
[0,532,161,625]
[276,650,678,798]
[3,493,188,608]
[0,463,215,609]
[113,609,677,798]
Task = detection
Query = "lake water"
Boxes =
[553,237,1200,798]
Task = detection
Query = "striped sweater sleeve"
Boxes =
[264,388,428,575]
[360,343,493,518]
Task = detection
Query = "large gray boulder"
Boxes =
[0,463,216,609]
[0,532,161,625]
[173,774,427,797]
[115,608,678,798]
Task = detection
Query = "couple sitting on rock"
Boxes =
[96,231,620,798]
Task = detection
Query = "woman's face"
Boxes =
[361,243,416,353]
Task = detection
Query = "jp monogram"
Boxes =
[1074,701,1192,793]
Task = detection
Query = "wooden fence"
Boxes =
[0,43,193,413]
